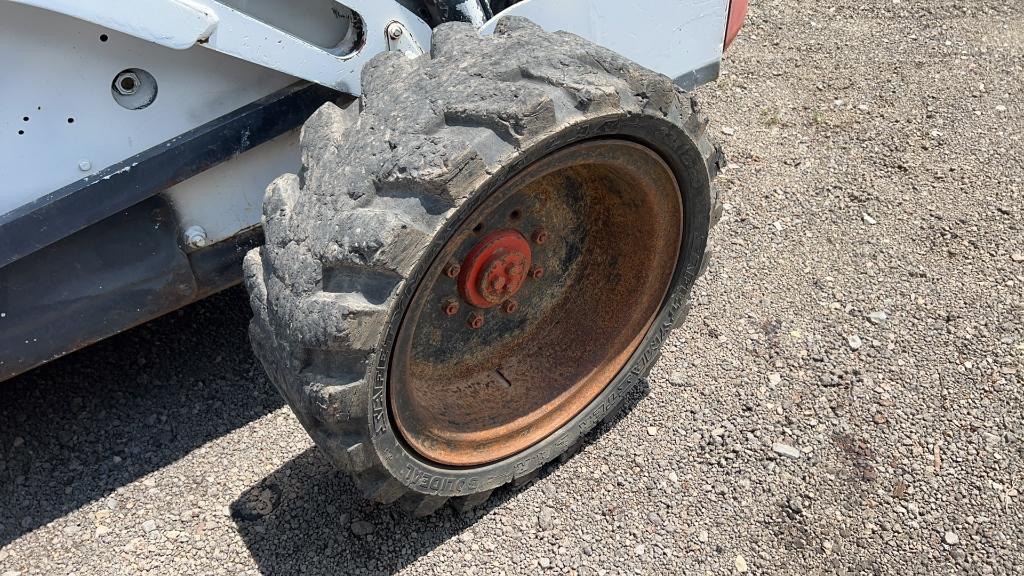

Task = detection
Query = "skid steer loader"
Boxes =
[0,0,747,513]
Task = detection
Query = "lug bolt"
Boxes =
[532,229,549,244]
[442,298,459,316]
[529,266,544,279]
[468,312,485,329]
[444,263,461,278]
[503,300,518,313]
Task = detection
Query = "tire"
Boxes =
[244,17,724,515]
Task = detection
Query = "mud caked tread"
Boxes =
[244,17,723,515]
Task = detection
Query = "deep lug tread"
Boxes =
[355,473,408,505]
[400,494,450,517]
[451,490,494,513]
[245,16,723,515]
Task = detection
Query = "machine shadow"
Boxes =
[233,378,651,576]
[0,287,283,547]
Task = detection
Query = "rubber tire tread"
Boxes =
[244,17,724,515]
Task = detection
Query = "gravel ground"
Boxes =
[2,1,1023,574]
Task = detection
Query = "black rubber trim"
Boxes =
[0,202,264,383]
[0,82,340,269]
[0,197,195,381]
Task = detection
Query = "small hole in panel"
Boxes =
[18,130,24,135]
[22,116,29,122]
[100,34,108,42]
[67,118,75,124]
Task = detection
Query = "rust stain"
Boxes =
[389,140,683,466]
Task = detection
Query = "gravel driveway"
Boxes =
[2,0,1022,574]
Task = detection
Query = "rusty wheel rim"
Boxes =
[389,140,683,467]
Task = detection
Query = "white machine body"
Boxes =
[1,0,728,242]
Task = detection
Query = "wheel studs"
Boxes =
[447,228,540,330]
[442,298,459,316]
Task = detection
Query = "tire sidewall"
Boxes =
[367,112,712,497]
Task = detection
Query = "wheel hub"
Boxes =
[458,230,532,309]
[389,140,682,467]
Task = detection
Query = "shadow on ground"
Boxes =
[0,287,283,547]
[232,448,495,575]
[232,380,651,575]
[0,276,652,574]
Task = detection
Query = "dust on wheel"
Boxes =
[390,140,682,467]
[244,17,723,514]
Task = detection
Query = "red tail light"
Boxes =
[724,0,748,50]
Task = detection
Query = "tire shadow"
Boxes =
[232,378,651,575]
[231,447,495,575]
[0,287,283,547]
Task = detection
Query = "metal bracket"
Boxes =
[12,0,432,94]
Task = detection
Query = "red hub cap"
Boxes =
[458,230,533,309]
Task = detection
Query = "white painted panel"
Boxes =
[15,0,432,93]
[481,0,728,83]
[10,0,218,50]
[0,1,295,215]
[164,129,300,246]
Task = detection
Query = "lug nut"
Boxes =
[444,263,461,278]
[468,312,485,329]
[503,300,518,313]
[388,22,404,39]
[529,266,544,279]
[114,71,141,96]
[532,229,549,244]
[442,299,459,316]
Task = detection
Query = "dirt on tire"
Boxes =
[243,17,724,515]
